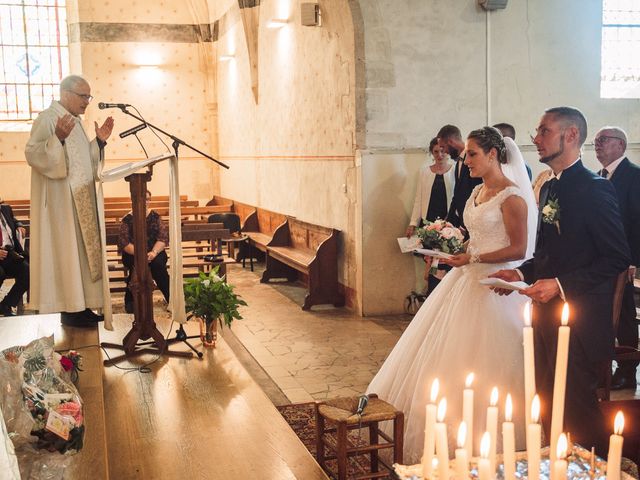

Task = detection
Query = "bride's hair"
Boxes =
[467,126,507,164]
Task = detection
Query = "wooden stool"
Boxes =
[315,393,404,480]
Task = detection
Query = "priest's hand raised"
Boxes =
[55,114,76,142]
[95,116,114,142]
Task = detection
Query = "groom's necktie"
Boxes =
[599,168,609,179]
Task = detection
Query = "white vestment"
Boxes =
[25,101,110,323]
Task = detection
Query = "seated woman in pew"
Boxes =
[117,190,170,313]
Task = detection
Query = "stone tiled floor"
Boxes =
[222,263,410,404]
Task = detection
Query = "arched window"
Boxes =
[601,0,640,98]
[0,0,69,123]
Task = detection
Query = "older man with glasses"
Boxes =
[594,126,640,390]
[25,75,114,327]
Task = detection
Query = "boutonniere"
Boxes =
[542,196,561,234]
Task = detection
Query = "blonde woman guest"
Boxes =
[532,168,554,204]
[405,138,455,292]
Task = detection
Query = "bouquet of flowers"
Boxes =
[0,335,85,473]
[416,219,465,273]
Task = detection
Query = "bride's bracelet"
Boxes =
[469,252,481,264]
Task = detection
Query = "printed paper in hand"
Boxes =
[479,278,529,291]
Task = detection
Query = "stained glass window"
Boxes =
[0,0,69,122]
[601,0,640,98]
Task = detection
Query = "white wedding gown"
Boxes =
[368,185,530,463]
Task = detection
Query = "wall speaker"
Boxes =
[478,0,508,10]
[301,3,321,26]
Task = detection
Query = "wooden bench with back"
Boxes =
[261,217,345,310]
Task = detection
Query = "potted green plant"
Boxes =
[183,267,247,347]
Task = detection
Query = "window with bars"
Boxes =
[0,0,69,122]
[601,0,640,98]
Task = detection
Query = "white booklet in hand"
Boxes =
[397,236,422,253]
[479,278,529,291]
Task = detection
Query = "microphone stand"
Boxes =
[111,105,229,360]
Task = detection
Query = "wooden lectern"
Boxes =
[100,154,192,365]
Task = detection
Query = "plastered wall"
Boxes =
[214,0,358,300]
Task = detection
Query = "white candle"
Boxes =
[435,398,450,480]
[502,394,516,480]
[553,433,568,480]
[486,387,499,474]
[550,303,570,466]
[423,378,440,479]
[455,422,469,480]
[523,302,536,428]
[527,395,541,480]
[606,411,625,480]
[478,432,492,480]
[462,373,474,455]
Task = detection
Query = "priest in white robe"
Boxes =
[25,75,114,327]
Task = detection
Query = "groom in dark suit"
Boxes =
[594,126,640,391]
[491,107,630,455]
[437,124,482,232]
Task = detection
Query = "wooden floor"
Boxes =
[0,314,108,479]
[100,314,328,480]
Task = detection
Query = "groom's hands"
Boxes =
[488,269,521,296]
[520,279,560,304]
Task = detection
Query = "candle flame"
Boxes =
[561,302,569,326]
[430,378,440,403]
[457,422,467,448]
[490,386,499,406]
[432,457,439,469]
[505,394,513,422]
[480,432,491,459]
[465,373,474,388]
[614,411,624,435]
[524,302,532,327]
[531,395,540,423]
[557,433,568,459]
[437,398,447,422]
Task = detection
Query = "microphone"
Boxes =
[98,102,130,109]
[119,123,148,139]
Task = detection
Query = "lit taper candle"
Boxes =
[606,411,624,480]
[523,302,535,428]
[502,394,516,480]
[486,387,499,474]
[478,432,492,480]
[462,373,474,455]
[455,422,469,480]
[553,433,568,480]
[527,395,541,480]
[435,398,450,480]
[422,378,439,479]
[550,303,570,466]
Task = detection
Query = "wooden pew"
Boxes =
[104,205,232,223]
[105,222,230,293]
[261,217,345,310]
[206,195,234,211]
[242,207,287,253]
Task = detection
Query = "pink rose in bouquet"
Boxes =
[416,219,464,254]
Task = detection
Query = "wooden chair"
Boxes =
[597,270,637,401]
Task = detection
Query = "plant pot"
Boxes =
[199,318,218,348]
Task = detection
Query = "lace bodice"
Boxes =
[465,185,525,256]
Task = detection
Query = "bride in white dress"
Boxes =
[367,127,537,463]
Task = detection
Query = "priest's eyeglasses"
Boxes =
[66,90,94,102]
